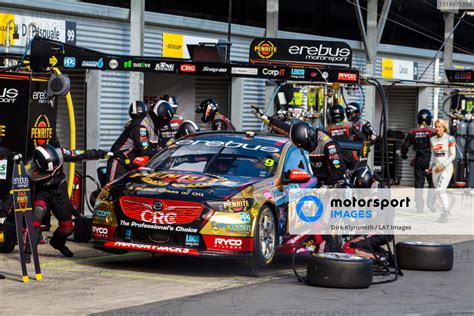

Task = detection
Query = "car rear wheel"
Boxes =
[252,206,277,267]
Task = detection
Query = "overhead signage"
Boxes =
[381,58,417,80]
[0,12,76,46]
[249,38,353,67]
[162,33,218,59]
[30,37,360,84]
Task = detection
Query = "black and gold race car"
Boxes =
[91,131,317,266]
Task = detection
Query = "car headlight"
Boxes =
[205,198,254,213]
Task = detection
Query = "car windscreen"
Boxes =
[147,138,282,178]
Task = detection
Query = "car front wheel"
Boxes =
[253,206,277,267]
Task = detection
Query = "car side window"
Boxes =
[282,147,310,176]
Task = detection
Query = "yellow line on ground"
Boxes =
[42,266,209,284]
[41,252,143,267]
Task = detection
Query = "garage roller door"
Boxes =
[387,87,418,186]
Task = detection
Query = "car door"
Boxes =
[274,145,317,236]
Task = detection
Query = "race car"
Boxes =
[91,131,318,266]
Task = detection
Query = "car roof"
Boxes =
[181,131,290,148]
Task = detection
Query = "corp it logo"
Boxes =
[254,40,277,59]
[296,195,324,222]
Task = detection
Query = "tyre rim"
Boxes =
[316,252,365,260]
[259,211,275,260]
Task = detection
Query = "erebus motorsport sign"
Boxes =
[249,38,352,67]
[0,88,18,103]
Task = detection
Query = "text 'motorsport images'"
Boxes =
[0,1,473,315]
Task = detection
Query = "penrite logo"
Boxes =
[31,115,53,147]
[254,40,277,59]
[180,64,196,73]
[262,68,286,77]
[155,62,175,72]
[0,88,18,103]
[337,72,358,82]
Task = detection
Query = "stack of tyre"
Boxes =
[306,242,453,289]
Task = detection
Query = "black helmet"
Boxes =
[175,120,200,139]
[417,109,433,126]
[329,105,345,123]
[129,101,147,119]
[289,121,317,152]
[149,100,174,129]
[33,144,63,173]
[196,99,218,123]
[351,167,374,188]
[160,95,178,113]
[346,102,361,122]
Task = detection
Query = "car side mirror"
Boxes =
[133,156,149,167]
[283,169,311,184]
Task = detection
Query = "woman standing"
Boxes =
[429,119,456,222]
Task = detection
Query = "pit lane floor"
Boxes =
[1,237,473,315]
[98,240,474,316]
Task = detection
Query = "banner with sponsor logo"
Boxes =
[162,33,218,59]
[249,38,353,67]
[289,188,474,235]
[30,37,359,83]
[0,12,76,46]
[381,58,417,80]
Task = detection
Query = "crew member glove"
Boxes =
[12,153,22,161]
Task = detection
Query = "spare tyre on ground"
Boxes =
[396,241,453,271]
[306,252,373,288]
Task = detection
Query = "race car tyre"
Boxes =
[252,205,277,267]
[306,252,373,288]
[93,245,129,255]
[73,216,92,243]
[396,241,453,271]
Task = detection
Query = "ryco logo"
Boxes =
[180,64,196,73]
[215,238,243,247]
[337,72,358,82]
[92,226,108,235]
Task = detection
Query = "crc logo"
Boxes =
[254,40,277,59]
[0,88,18,103]
[92,226,108,235]
[296,195,324,222]
[153,201,163,211]
[214,238,243,247]
[141,210,177,224]
[262,68,285,77]
[63,57,76,68]
[180,64,196,73]
[337,72,358,82]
